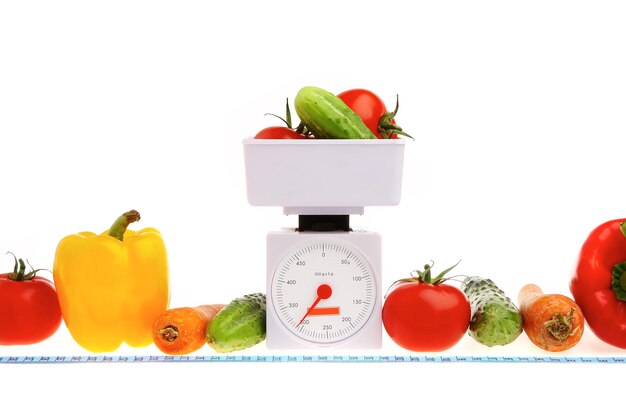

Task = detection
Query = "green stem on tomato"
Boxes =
[423,264,432,283]
[377,95,415,140]
[8,257,28,281]
[263,98,294,129]
[108,210,141,241]
[410,261,461,285]
[5,252,44,281]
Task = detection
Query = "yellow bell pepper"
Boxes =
[53,210,169,352]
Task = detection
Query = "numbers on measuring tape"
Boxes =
[3,355,626,364]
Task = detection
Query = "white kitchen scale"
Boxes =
[243,139,406,349]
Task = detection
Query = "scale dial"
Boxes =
[270,238,377,345]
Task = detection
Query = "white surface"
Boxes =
[1,0,626,410]
[243,139,405,209]
[266,231,382,349]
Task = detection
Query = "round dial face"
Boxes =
[271,238,377,345]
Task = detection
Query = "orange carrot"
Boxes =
[152,305,225,355]
[518,284,584,352]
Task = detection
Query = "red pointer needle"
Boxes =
[297,284,332,327]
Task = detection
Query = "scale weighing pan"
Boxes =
[243,138,406,215]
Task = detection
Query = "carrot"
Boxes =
[518,284,584,352]
[152,304,225,355]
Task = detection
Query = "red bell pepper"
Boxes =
[570,218,626,349]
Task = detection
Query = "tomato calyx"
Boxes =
[264,98,312,137]
[5,252,47,281]
[385,261,461,298]
[265,98,295,129]
[378,95,414,140]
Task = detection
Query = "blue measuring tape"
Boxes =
[1,355,625,363]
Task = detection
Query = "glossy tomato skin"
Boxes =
[382,282,471,352]
[254,126,307,139]
[337,89,397,139]
[0,274,63,345]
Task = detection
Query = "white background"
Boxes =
[1,0,625,410]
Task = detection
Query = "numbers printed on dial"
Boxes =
[272,240,376,344]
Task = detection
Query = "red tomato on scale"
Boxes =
[254,126,307,139]
[383,262,470,352]
[0,254,62,345]
[337,88,413,139]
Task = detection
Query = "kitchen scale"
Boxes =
[243,138,406,349]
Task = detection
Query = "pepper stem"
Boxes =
[545,308,579,341]
[612,261,626,301]
[108,210,141,241]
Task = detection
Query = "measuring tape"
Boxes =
[2,355,625,364]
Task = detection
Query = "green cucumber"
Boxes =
[294,86,377,139]
[462,276,522,347]
[206,293,266,353]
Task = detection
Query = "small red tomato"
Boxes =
[254,126,308,139]
[382,262,470,352]
[337,88,412,139]
[0,254,62,345]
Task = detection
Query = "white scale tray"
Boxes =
[243,138,406,215]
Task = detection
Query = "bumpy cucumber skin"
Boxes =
[462,277,522,347]
[294,86,377,139]
[206,293,266,353]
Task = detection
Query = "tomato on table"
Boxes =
[382,262,470,352]
[0,254,62,345]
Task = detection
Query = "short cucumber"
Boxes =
[206,293,266,353]
[462,276,523,347]
[294,86,376,139]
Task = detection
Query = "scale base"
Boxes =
[266,229,382,350]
